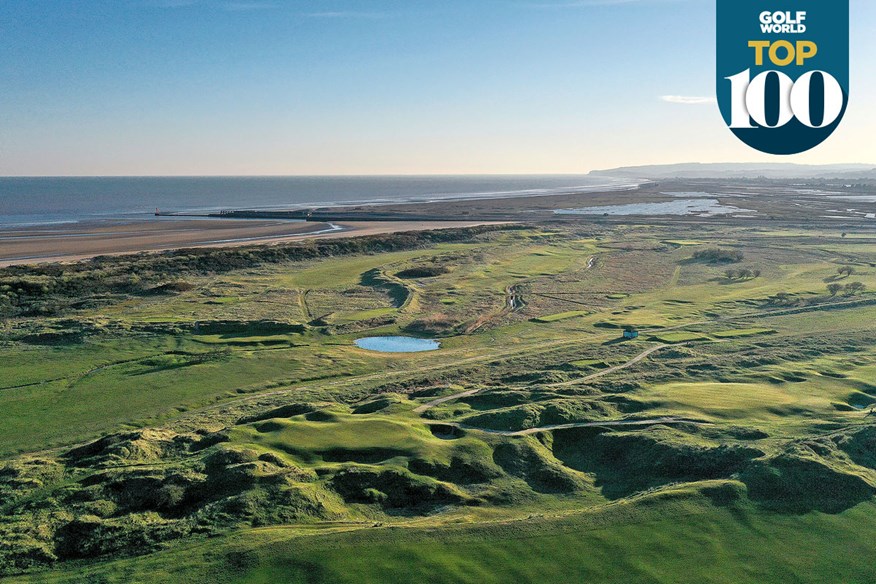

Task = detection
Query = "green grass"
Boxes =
[634,379,851,422]
[533,311,589,323]
[193,334,299,346]
[0,343,379,456]
[712,328,776,338]
[236,499,876,584]
[639,381,795,417]
[569,359,607,369]
[663,240,705,246]
[15,497,876,584]
[330,308,397,324]
[231,413,449,465]
[5,222,876,581]
[648,331,709,343]
[278,250,451,289]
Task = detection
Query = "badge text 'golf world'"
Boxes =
[717,1,849,155]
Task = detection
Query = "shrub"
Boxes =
[396,266,448,278]
[693,248,744,264]
[843,282,866,296]
[405,313,460,335]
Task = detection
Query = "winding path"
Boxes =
[414,343,669,413]
[431,416,709,437]
[546,343,669,388]
[413,389,482,414]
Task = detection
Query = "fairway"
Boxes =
[13,498,876,584]
[639,381,797,418]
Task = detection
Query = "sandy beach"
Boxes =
[0,218,506,267]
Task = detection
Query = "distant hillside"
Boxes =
[590,163,876,180]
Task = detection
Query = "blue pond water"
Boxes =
[354,336,440,353]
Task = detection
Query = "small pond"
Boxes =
[354,336,441,353]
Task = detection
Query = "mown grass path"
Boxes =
[413,388,482,414]
[185,296,876,423]
[414,343,670,413]
[435,416,710,436]
[546,343,669,388]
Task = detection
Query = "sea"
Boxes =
[0,175,636,228]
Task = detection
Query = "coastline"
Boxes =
[0,180,650,268]
[0,219,508,267]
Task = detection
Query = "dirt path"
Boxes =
[170,295,876,431]
[433,416,708,437]
[414,343,669,413]
[459,253,593,336]
[464,285,524,334]
[413,389,482,414]
[546,343,669,388]
[412,297,876,414]
[299,290,313,321]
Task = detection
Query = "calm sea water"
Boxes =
[0,175,634,228]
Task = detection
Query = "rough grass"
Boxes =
[13,497,876,584]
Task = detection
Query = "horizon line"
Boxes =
[2,162,875,180]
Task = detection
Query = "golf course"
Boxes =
[2,217,876,582]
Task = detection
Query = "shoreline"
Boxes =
[0,175,645,230]
[0,219,509,267]
[5,176,873,268]
[0,181,650,268]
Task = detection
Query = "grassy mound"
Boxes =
[492,438,588,494]
[552,426,762,499]
[0,438,332,573]
[19,497,876,584]
[330,468,466,509]
[834,426,876,469]
[404,313,461,335]
[460,399,619,432]
[741,443,875,513]
[64,429,192,468]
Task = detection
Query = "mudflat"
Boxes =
[0,219,503,266]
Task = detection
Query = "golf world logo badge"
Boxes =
[717,1,849,155]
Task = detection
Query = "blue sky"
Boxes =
[1,0,873,175]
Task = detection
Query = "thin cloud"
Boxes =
[307,11,389,19]
[660,95,717,105]
[223,2,276,10]
[142,0,199,7]
[143,0,276,9]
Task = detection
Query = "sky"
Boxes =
[1,0,874,176]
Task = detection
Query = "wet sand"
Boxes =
[0,219,506,267]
